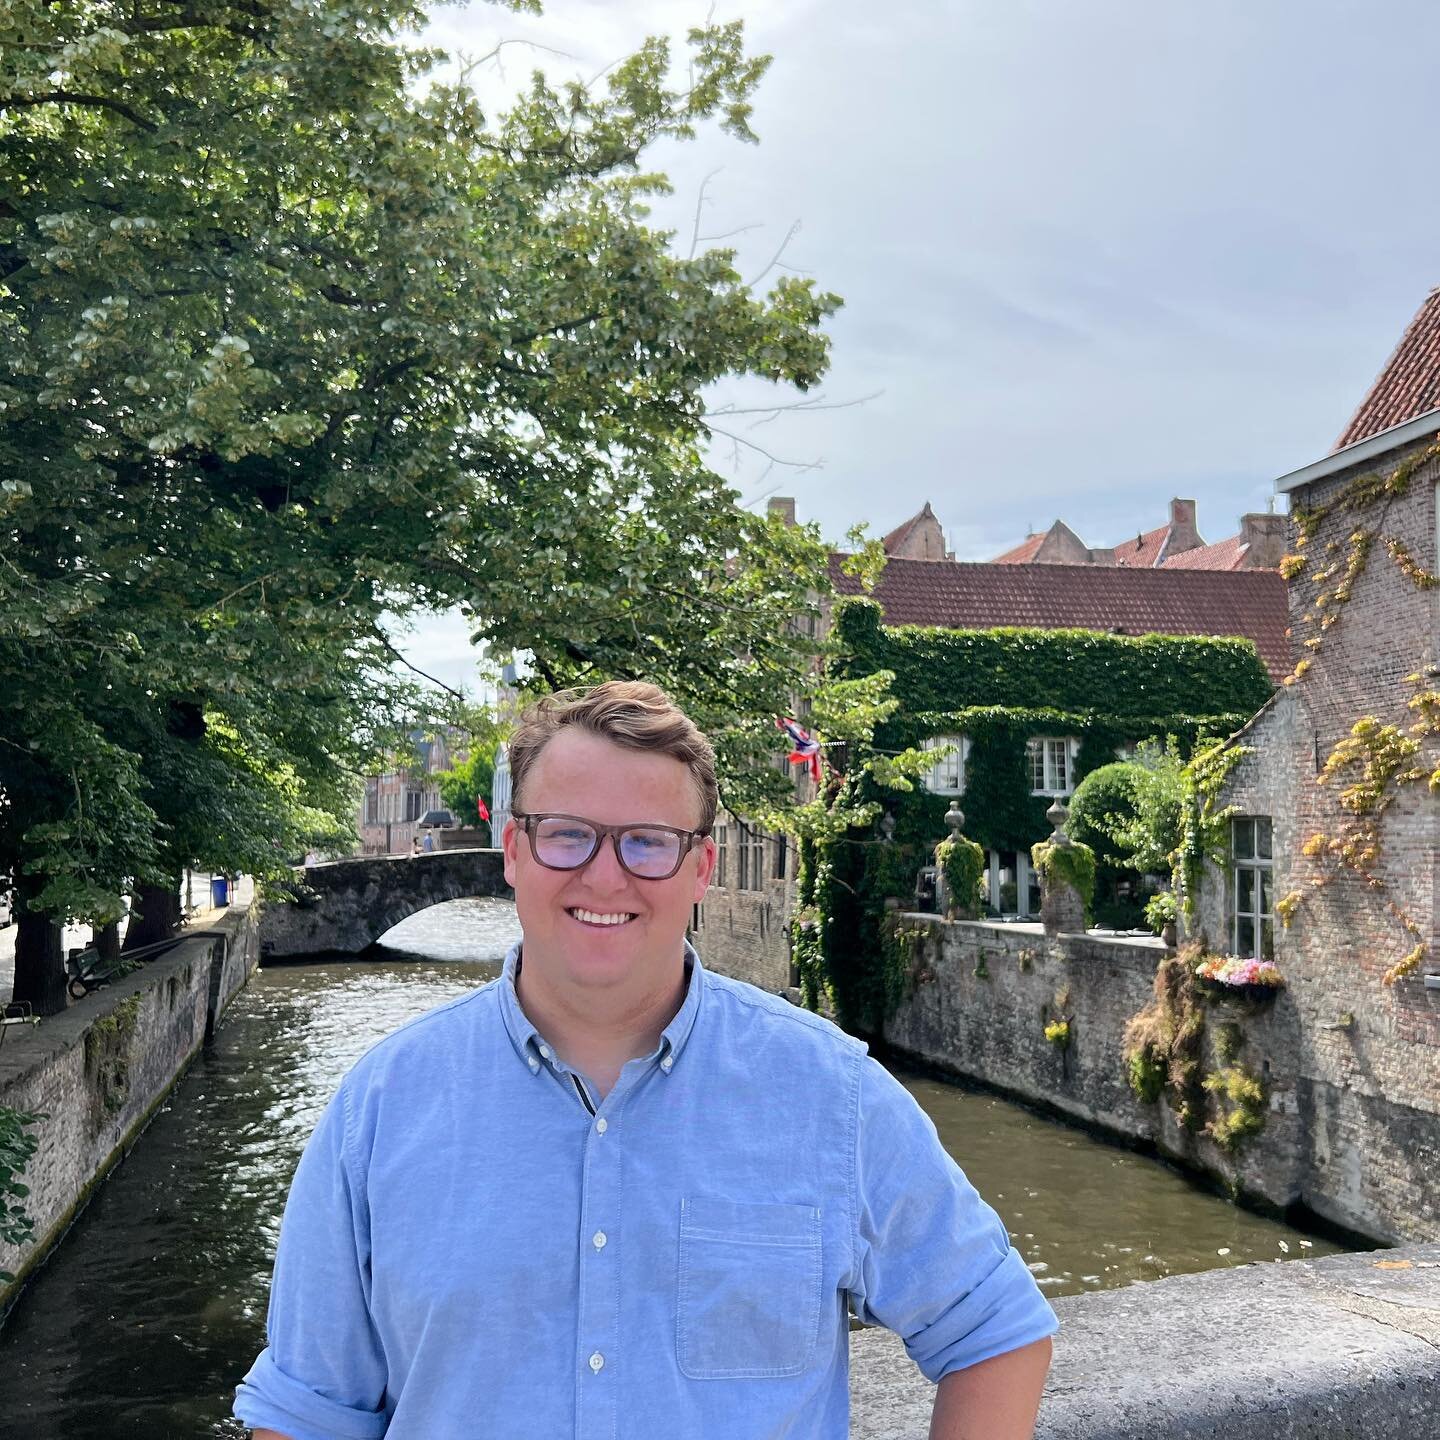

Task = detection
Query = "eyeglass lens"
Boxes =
[531,816,684,879]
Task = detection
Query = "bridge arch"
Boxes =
[259,849,513,958]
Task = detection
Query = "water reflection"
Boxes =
[0,898,1340,1437]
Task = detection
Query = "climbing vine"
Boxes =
[935,833,985,918]
[0,1105,42,1282]
[1174,739,1247,927]
[1030,839,1096,916]
[1273,438,1440,985]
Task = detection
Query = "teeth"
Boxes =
[571,908,633,926]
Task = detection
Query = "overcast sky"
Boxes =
[397,0,1440,693]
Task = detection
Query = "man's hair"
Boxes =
[508,681,719,832]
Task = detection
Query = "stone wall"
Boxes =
[0,904,259,1309]
[259,847,512,957]
[882,915,1438,1243]
[693,838,795,993]
[851,1242,1440,1438]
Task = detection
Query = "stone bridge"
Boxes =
[258,849,512,958]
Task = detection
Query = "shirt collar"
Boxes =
[497,940,706,1076]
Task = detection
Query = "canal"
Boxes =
[0,899,1340,1436]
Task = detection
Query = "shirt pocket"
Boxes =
[676,1196,823,1380]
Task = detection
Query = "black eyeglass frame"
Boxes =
[510,811,711,881]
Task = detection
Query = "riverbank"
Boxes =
[0,898,259,1313]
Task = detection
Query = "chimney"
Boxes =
[767,496,797,526]
[1166,498,1201,558]
[1240,513,1287,569]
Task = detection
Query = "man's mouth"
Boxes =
[567,908,637,928]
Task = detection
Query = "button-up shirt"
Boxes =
[234,945,1057,1438]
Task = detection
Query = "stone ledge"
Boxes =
[850,1244,1440,1438]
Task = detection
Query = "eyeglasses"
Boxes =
[511,812,709,881]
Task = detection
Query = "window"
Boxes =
[364,782,379,827]
[921,736,968,795]
[1027,737,1076,796]
[714,825,730,888]
[737,825,766,891]
[405,790,425,823]
[1232,816,1274,959]
[772,833,788,881]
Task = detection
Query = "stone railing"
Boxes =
[850,1243,1440,1437]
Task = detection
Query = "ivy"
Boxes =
[1280,439,1440,985]
[935,833,985,919]
[1031,839,1097,916]
[0,1106,43,1282]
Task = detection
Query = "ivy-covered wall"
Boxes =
[799,600,1275,1033]
[836,598,1274,856]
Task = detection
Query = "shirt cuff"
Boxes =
[233,1347,389,1440]
[905,1245,1060,1384]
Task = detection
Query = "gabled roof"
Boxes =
[882,501,938,555]
[991,531,1048,564]
[829,556,1289,681]
[1334,287,1440,450]
[1161,534,1249,571]
[1113,522,1173,569]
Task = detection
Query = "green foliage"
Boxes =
[1127,1045,1167,1104]
[0,1105,42,1280]
[1068,763,1147,870]
[1031,839,1097,914]
[1176,741,1249,927]
[1144,889,1178,934]
[0,1,847,978]
[1204,1065,1267,1151]
[1124,950,1208,1128]
[435,717,509,829]
[935,833,985,919]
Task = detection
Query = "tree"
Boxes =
[0,1,841,1008]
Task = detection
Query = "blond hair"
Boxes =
[508,681,718,831]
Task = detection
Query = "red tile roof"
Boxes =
[1161,534,1248,571]
[1334,287,1440,450]
[991,532,1047,564]
[829,556,1289,681]
[1113,523,1172,568]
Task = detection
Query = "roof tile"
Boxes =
[1335,287,1440,450]
[830,556,1289,681]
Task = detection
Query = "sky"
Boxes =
[396,0,1440,693]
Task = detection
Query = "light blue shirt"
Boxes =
[234,945,1057,1438]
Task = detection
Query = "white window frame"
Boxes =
[1027,736,1079,797]
[1231,816,1274,959]
[921,735,969,795]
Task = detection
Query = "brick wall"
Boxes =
[693,825,796,993]
[1195,433,1440,1238]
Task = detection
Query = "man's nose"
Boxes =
[582,833,631,889]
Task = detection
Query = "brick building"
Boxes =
[357,730,465,857]
[1195,288,1440,1234]
[992,496,1286,571]
[695,499,1288,993]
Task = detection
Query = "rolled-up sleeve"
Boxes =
[847,1056,1058,1382]
[234,1083,390,1439]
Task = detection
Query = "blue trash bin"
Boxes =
[210,875,230,908]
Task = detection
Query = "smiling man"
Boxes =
[235,681,1056,1440]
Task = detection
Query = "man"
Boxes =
[236,681,1056,1439]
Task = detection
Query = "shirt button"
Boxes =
[539,1044,551,1059]
[589,1351,604,1373]
[595,1117,608,1135]
[661,1055,674,1071]
[527,1057,540,1072]
[592,1230,607,1250]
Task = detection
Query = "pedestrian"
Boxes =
[234,681,1056,1438]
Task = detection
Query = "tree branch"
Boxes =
[1,91,157,132]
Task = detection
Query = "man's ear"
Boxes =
[691,835,717,901]
[502,817,520,887]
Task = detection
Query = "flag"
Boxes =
[776,716,823,783]
[476,795,491,823]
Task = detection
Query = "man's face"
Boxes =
[502,728,717,996]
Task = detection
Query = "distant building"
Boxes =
[357,730,468,857]
[991,496,1286,572]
